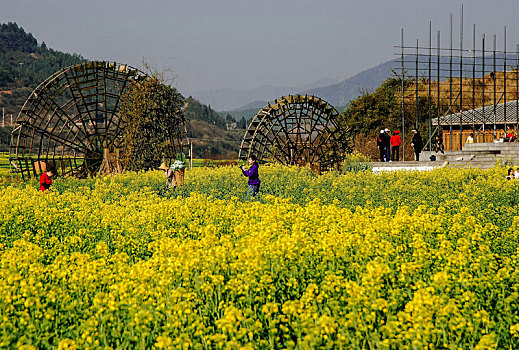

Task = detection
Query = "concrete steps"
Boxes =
[442,161,496,170]
[375,143,519,171]
[372,160,445,172]
[373,161,440,167]
[463,143,519,152]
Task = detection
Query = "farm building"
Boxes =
[433,100,519,151]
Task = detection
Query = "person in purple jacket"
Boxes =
[240,155,261,199]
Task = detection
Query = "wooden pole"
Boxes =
[190,142,193,169]
[401,28,405,161]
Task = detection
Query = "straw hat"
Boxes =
[158,162,169,170]
[33,161,47,173]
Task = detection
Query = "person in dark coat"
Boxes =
[411,129,423,161]
[377,130,386,162]
[383,128,391,162]
[240,155,261,199]
[433,135,444,154]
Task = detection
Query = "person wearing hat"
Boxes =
[411,129,423,161]
[159,162,177,189]
[390,130,402,162]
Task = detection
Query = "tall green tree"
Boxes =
[340,76,433,135]
[340,77,401,134]
[119,77,185,171]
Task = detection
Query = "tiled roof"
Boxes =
[433,100,519,126]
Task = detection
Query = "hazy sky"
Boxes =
[2,0,519,94]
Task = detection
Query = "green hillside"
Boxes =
[184,97,230,128]
[0,22,86,116]
[182,98,244,158]
[220,107,257,126]
[187,120,243,159]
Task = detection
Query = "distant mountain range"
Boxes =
[304,54,517,110]
[303,60,395,109]
[190,53,518,113]
[188,61,396,112]
[186,77,338,112]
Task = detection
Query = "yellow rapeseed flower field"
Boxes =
[1,164,519,349]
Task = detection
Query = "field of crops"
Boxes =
[1,164,519,349]
[0,152,13,176]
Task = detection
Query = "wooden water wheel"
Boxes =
[10,61,188,179]
[239,95,350,169]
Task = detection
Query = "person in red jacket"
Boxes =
[390,130,402,162]
[39,166,56,192]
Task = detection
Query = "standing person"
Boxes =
[466,133,474,144]
[376,130,385,162]
[390,130,402,161]
[411,129,423,161]
[240,155,260,199]
[39,166,56,192]
[159,162,177,189]
[383,128,391,162]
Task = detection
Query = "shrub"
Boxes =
[341,151,373,173]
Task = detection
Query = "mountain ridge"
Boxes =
[188,77,340,112]
[189,60,395,111]
[193,53,519,113]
